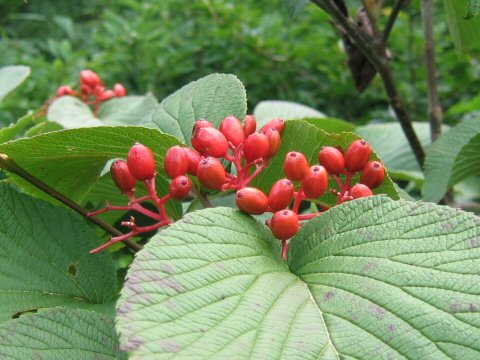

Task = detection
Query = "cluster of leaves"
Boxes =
[0,63,479,359]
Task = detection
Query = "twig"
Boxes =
[0,154,142,252]
[191,184,212,208]
[381,0,407,44]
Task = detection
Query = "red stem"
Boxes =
[298,213,320,221]
[281,240,288,261]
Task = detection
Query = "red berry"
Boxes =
[169,175,192,200]
[113,83,126,97]
[110,160,136,193]
[302,165,328,198]
[345,140,371,173]
[284,151,309,182]
[360,161,385,188]
[220,115,244,147]
[127,143,156,180]
[260,118,285,135]
[243,115,257,138]
[318,146,345,174]
[235,187,268,215]
[191,119,214,151]
[270,210,299,240]
[266,128,281,159]
[98,90,115,101]
[193,127,229,158]
[197,157,226,190]
[243,132,270,162]
[164,145,188,179]
[57,85,74,97]
[349,183,373,199]
[183,148,203,176]
[80,69,101,88]
[268,178,294,211]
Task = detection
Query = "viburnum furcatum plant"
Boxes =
[89,115,384,260]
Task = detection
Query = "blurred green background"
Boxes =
[1,0,479,127]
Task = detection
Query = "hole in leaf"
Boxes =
[12,308,38,319]
[68,264,78,276]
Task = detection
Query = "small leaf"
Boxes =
[144,74,247,144]
[0,308,126,359]
[98,94,158,126]
[423,116,480,202]
[0,65,30,103]
[304,117,356,133]
[47,96,101,128]
[253,100,326,128]
[0,113,37,143]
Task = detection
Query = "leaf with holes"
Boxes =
[116,198,480,358]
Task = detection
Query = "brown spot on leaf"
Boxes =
[449,302,461,313]
[160,264,175,275]
[323,291,336,301]
[120,335,144,351]
[388,324,397,332]
[362,261,378,272]
[468,238,480,249]
[469,304,478,312]
[440,221,453,232]
[369,304,385,320]
[160,340,181,353]
[157,278,183,293]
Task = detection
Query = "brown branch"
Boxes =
[190,184,212,208]
[0,154,142,253]
[381,0,407,44]
[421,0,443,142]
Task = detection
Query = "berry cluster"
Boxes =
[55,69,126,115]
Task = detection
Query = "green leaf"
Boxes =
[144,74,247,144]
[254,100,326,125]
[444,0,480,52]
[0,308,126,359]
[97,94,158,126]
[0,184,117,322]
[254,120,399,206]
[0,126,180,205]
[0,65,30,103]
[304,117,356,133]
[117,199,480,358]
[0,113,37,143]
[423,117,480,202]
[25,121,63,137]
[284,0,310,19]
[47,96,101,128]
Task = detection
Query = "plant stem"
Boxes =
[0,154,142,252]
[191,184,212,208]
[381,0,407,44]
[421,0,443,142]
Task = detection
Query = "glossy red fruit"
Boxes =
[194,127,229,158]
[235,187,268,215]
[113,83,126,97]
[197,157,226,190]
[191,119,214,152]
[260,118,285,135]
[243,132,270,162]
[345,140,371,173]
[183,148,203,175]
[243,115,257,138]
[349,183,373,199]
[127,143,156,180]
[284,151,309,182]
[268,178,294,211]
[361,161,385,188]
[164,145,188,179]
[98,90,115,101]
[57,85,74,97]
[169,175,192,200]
[110,160,136,193]
[270,210,299,240]
[318,146,345,174]
[302,165,328,198]
[266,128,281,159]
[80,69,101,87]
[220,115,244,147]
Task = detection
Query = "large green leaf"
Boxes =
[0,183,117,322]
[117,198,480,358]
[144,73,247,144]
[0,308,126,359]
[444,0,480,52]
[254,100,325,123]
[254,120,399,206]
[0,113,37,143]
[0,65,30,103]
[423,117,480,202]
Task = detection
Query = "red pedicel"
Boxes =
[270,210,299,240]
[113,83,127,97]
[164,145,188,179]
[220,115,244,147]
[318,146,345,174]
[197,157,226,190]
[360,161,385,188]
[110,160,136,193]
[235,187,269,215]
[268,178,294,211]
[302,165,328,198]
[243,132,270,162]
[345,140,371,173]
[284,151,309,182]
[169,175,192,200]
[243,115,257,138]
[127,143,156,180]
[350,183,373,199]
[260,118,285,135]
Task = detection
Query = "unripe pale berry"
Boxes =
[243,115,257,138]
[268,178,294,211]
[361,161,385,188]
[194,127,229,158]
[345,140,371,173]
[57,85,74,97]
[183,148,203,175]
[243,132,270,162]
[266,128,281,159]
[284,151,309,182]
[318,146,345,174]
[164,145,188,179]
[235,187,268,215]
[350,183,373,199]
[113,83,126,97]
[302,165,328,198]
[270,210,299,240]
[260,118,285,135]
[220,115,244,147]
[169,175,192,200]
[127,143,156,180]
[197,157,226,190]
[110,160,136,193]
[80,69,101,87]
